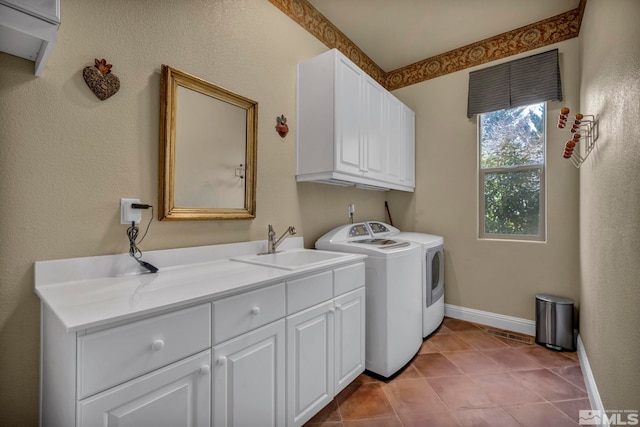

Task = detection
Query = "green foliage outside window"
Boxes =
[480,103,545,238]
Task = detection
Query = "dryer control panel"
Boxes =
[344,222,409,249]
[368,222,390,234]
[349,224,370,238]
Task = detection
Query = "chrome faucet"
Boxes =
[267,224,297,254]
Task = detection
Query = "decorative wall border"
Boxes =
[385,1,586,90]
[268,0,586,91]
[268,0,387,86]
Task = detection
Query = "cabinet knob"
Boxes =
[199,365,211,376]
[250,306,261,315]
[151,339,165,351]
[217,356,227,366]
[329,307,336,314]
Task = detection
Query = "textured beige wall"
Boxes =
[578,0,640,410]
[0,1,387,424]
[8,0,633,422]
[388,40,582,320]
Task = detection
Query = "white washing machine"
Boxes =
[363,222,445,338]
[316,223,423,378]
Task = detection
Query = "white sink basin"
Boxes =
[231,249,349,271]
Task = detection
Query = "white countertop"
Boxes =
[35,238,366,332]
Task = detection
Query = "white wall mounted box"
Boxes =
[0,0,60,76]
[296,49,415,192]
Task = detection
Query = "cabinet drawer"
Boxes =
[287,270,333,314]
[334,262,365,296]
[213,283,285,344]
[78,304,211,399]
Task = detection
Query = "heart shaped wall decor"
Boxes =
[83,58,120,101]
[275,114,288,138]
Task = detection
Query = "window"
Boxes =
[479,102,545,241]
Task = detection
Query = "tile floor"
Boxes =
[304,317,588,427]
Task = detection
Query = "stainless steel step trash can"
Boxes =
[535,294,575,351]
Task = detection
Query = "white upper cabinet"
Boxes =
[0,0,60,76]
[297,48,415,192]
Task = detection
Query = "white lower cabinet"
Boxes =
[78,351,211,427]
[286,287,366,427]
[296,48,415,192]
[286,300,335,427]
[40,261,365,427]
[213,320,285,427]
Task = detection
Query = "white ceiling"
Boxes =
[307,0,579,71]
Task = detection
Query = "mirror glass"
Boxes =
[159,65,257,220]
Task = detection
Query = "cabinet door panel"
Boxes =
[363,78,386,179]
[334,288,366,394]
[213,320,285,427]
[78,351,210,427]
[402,105,416,186]
[335,56,362,175]
[286,301,334,427]
[386,94,403,184]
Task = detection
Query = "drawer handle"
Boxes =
[217,356,227,366]
[199,365,211,376]
[151,339,165,351]
[250,306,261,315]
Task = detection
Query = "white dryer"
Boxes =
[316,223,422,378]
[364,222,445,338]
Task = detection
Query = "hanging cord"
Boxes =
[127,206,158,273]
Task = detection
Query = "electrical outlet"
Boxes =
[120,198,142,224]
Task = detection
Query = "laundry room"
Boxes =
[1,0,639,426]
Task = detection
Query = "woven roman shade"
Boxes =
[467,49,562,118]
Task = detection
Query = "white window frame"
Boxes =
[478,104,547,242]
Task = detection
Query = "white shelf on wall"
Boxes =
[0,0,60,76]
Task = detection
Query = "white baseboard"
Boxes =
[444,304,536,336]
[577,335,609,426]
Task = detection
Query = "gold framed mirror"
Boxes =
[159,65,257,220]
